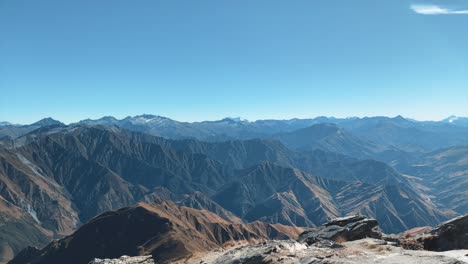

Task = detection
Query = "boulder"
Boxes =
[421,214,468,251]
[382,234,401,246]
[324,215,366,227]
[89,256,154,264]
[297,215,381,245]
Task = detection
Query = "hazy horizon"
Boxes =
[2,113,466,126]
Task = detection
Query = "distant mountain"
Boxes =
[29,118,63,127]
[441,116,468,127]
[0,118,64,139]
[75,115,333,141]
[330,116,468,152]
[76,115,213,140]
[0,122,14,127]
[273,123,385,158]
[9,200,303,264]
[73,114,468,152]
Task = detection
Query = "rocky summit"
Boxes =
[187,238,468,264]
[89,256,154,264]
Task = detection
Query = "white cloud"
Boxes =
[411,4,468,15]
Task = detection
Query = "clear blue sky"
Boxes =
[1,0,467,124]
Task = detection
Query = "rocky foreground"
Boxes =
[87,214,468,264]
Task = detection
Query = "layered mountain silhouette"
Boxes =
[0,115,466,262]
[4,115,466,151]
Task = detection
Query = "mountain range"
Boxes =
[0,114,466,263]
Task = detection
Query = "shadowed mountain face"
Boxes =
[8,200,304,264]
[0,123,463,260]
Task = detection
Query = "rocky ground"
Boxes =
[89,239,468,264]
[184,238,467,264]
[87,214,468,264]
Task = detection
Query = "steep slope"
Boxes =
[213,162,339,227]
[7,125,235,221]
[0,149,80,234]
[334,181,447,232]
[0,197,51,264]
[177,191,244,224]
[211,162,448,233]
[395,145,468,214]
[9,201,303,264]
[168,138,297,169]
[427,145,468,213]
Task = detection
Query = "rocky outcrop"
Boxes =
[421,214,468,251]
[399,214,468,252]
[89,256,154,264]
[297,215,381,245]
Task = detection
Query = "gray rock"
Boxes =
[324,215,366,227]
[88,255,154,264]
[422,214,468,251]
[298,215,381,245]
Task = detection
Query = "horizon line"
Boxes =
[2,114,466,126]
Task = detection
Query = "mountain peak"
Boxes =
[133,114,159,119]
[124,114,173,124]
[99,116,118,121]
[393,115,406,121]
[219,117,247,123]
[30,118,63,127]
[442,115,459,123]
[0,121,14,127]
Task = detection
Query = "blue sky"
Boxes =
[1,0,467,124]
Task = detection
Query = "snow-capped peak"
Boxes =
[443,115,459,123]
[129,114,172,125]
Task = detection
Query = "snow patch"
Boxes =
[16,153,47,178]
[20,201,41,224]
